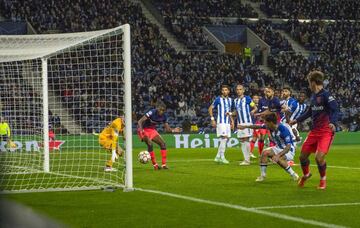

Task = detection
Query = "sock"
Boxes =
[300,159,310,176]
[250,140,255,153]
[317,162,327,180]
[260,163,267,177]
[149,151,157,166]
[160,149,167,166]
[218,138,227,159]
[111,149,117,162]
[258,140,264,155]
[284,165,295,176]
[241,141,250,162]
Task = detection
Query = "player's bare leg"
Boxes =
[239,137,251,165]
[152,135,168,169]
[275,156,299,181]
[143,136,159,170]
[298,152,312,187]
[105,143,121,172]
[315,151,327,189]
[256,149,270,181]
[217,136,229,164]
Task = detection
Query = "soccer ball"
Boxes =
[138,151,151,164]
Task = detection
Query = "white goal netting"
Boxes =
[0,24,133,192]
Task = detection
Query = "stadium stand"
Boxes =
[1,0,358,131]
[260,0,360,20]
[153,0,258,18]
[0,0,273,133]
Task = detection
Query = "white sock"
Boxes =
[218,138,227,159]
[111,149,117,162]
[285,165,295,176]
[241,141,250,162]
[260,164,267,177]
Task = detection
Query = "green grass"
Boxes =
[4,145,360,227]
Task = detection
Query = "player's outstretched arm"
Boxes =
[208,105,216,128]
[327,95,339,132]
[164,123,182,133]
[255,109,272,117]
[291,107,311,125]
[238,124,262,130]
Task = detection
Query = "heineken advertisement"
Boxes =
[3,132,360,152]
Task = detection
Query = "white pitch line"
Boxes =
[292,164,360,170]
[253,202,360,210]
[170,159,213,162]
[136,187,347,228]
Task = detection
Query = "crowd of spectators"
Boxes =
[259,19,360,130]
[248,20,292,54]
[154,0,258,18]
[154,0,257,50]
[1,0,359,132]
[164,16,217,50]
[0,67,64,135]
[260,0,360,20]
[268,50,360,131]
[0,0,273,133]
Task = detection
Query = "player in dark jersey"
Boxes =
[249,94,260,158]
[254,86,281,154]
[137,101,182,170]
[290,71,339,189]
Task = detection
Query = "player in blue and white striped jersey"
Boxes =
[209,85,234,164]
[281,88,307,142]
[280,87,298,123]
[290,91,307,121]
[230,84,256,165]
[238,113,299,182]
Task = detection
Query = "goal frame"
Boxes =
[0,24,133,193]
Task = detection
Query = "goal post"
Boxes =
[0,24,133,192]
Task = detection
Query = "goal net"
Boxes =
[0,24,133,193]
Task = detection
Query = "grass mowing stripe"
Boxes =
[135,187,348,228]
[253,202,360,210]
[170,159,360,170]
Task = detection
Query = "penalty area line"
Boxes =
[135,187,347,228]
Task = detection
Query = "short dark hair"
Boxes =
[265,85,274,91]
[156,100,166,109]
[307,71,324,85]
[221,84,231,90]
[282,87,291,94]
[264,113,277,124]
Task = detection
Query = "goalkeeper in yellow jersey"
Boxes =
[0,117,16,150]
[99,117,125,172]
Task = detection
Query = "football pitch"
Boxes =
[3,144,360,227]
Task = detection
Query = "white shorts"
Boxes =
[237,123,253,138]
[268,145,295,161]
[216,123,231,138]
